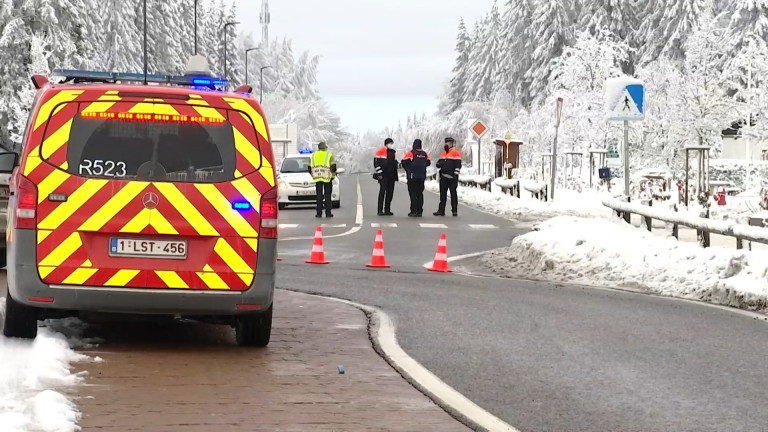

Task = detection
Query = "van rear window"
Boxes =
[40,103,262,183]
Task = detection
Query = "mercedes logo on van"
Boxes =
[142,192,159,209]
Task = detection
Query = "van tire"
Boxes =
[3,292,38,340]
[278,203,286,210]
[332,200,340,209]
[235,305,272,347]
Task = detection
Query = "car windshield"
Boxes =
[281,157,310,173]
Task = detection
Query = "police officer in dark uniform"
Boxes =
[434,137,462,216]
[373,138,398,216]
[401,139,431,217]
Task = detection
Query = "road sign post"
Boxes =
[604,77,645,201]
[469,119,488,175]
[551,97,563,200]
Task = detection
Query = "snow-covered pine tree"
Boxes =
[525,0,577,102]
[497,0,535,106]
[472,2,501,102]
[637,0,713,64]
[293,51,320,102]
[0,15,34,150]
[103,0,142,72]
[151,0,186,74]
[444,17,471,113]
[464,18,486,103]
[223,2,244,86]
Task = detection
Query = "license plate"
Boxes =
[296,190,315,196]
[109,238,187,259]
[0,188,9,198]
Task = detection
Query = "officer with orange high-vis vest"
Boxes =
[434,137,462,217]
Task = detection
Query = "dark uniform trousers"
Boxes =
[408,179,425,214]
[378,177,396,213]
[438,177,459,214]
[315,181,333,215]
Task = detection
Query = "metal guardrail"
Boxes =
[602,197,768,249]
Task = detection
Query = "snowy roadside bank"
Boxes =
[425,180,608,222]
[0,298,98,432]
[481,216,768,312]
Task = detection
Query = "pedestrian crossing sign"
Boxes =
[604,77,645,121]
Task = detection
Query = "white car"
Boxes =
[277,153,342,210]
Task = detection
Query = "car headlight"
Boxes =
[278,180,289,190]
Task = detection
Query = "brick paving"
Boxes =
[72,289,470,431]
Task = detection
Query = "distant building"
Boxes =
[721,117,768,160]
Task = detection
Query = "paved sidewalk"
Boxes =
[73,290,469,431]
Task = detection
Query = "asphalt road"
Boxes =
[278,174,768,432]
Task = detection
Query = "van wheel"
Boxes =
[3,293,38,339]
[332,200,340,209]
[235,305,272,347]
[278,203,286,210]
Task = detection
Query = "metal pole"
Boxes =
[685,150,689,208]
[551,129,558,200]
[194,0,198,55]
[143,0,147,84]
[259,65,271,103]
[223,22,240,82]
[623,120,630,197]
[245,50,248,85]
[477,137,482,176]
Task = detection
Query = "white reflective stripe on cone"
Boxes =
[312,245,324,253]
[373,249,385,256]
[433,253,448,261]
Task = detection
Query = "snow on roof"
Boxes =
[588,148,608,153]
[683,145,712,151]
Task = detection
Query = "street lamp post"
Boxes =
[551,97,564,200]
[194,0,198,55]
[245,47,259,85]
[223,21,240,82]
[260,65,272,103]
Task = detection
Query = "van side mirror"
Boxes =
[0,152,18,173]
[336,167,346,175]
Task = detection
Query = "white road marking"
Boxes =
[421,251,488,269]
[371,223,398,228]
[279,223,299,229]
[321,224,347,228]
[420,223,447,229]
[468,224,498,229]
[280,177,364,241]
[320,294,519,432]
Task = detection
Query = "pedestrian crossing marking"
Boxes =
[420,223,447,229]
[321,224,347,228]
[371,223,398,228]
[279,224,299,229]
[468,224,498,229]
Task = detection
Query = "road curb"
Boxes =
[283,289,519,432]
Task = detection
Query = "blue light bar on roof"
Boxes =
[298,148,313,154]
[52,69,228,88]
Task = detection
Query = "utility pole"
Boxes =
[223,21,240,83]
[260,0,270,47]
[245,47,259,85]
[623,120,630,197]
[194,0,198,55]
[260,65,272,103]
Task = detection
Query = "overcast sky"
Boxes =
[235,0,494,133]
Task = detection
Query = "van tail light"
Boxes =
[14,174,37,230]
[260,187,278,239]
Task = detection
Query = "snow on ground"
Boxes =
[0,298,99,432]
[425,180,609,223]
[482,216,768,311]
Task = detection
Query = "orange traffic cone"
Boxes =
[366,230,391,268]
[277,257,283,261]
[427,233,452,273]
[306,226,330,264]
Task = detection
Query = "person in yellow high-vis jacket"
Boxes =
[308,142,337,218]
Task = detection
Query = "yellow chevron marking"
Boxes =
[195,184,258,237]
[196,271,229,290]
[232,126,263,171]
[156,271,188,289]
[142,98,164,102]
[39,232,81,267]
[23,155,42,176]
[34,90,83,131]
[244,238,259,253]
[82,259,92,267]
[78,182,147,232]
[105,269,140,287]
[192,106,225,120]
[38,266,56,279]
[239,273,254,286]
[149,210,178,235]
[120,208,151,233]
[81,101,117,113]
[214,238,252,274]
[238,112,254,126]
[234,169,243,178]
[231,177,263,207]
[154,183,218,236]
[128,103,180,116]
[36,169,71,204]
[203,264,214,272]
[41,119,73,160]
[63,267,98,285]
[37,230,52,244]
[38,179,108,230]
[223,98,269,140]
[105,90,119,95]
[154,103,179,115]
[61,161,68,170]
